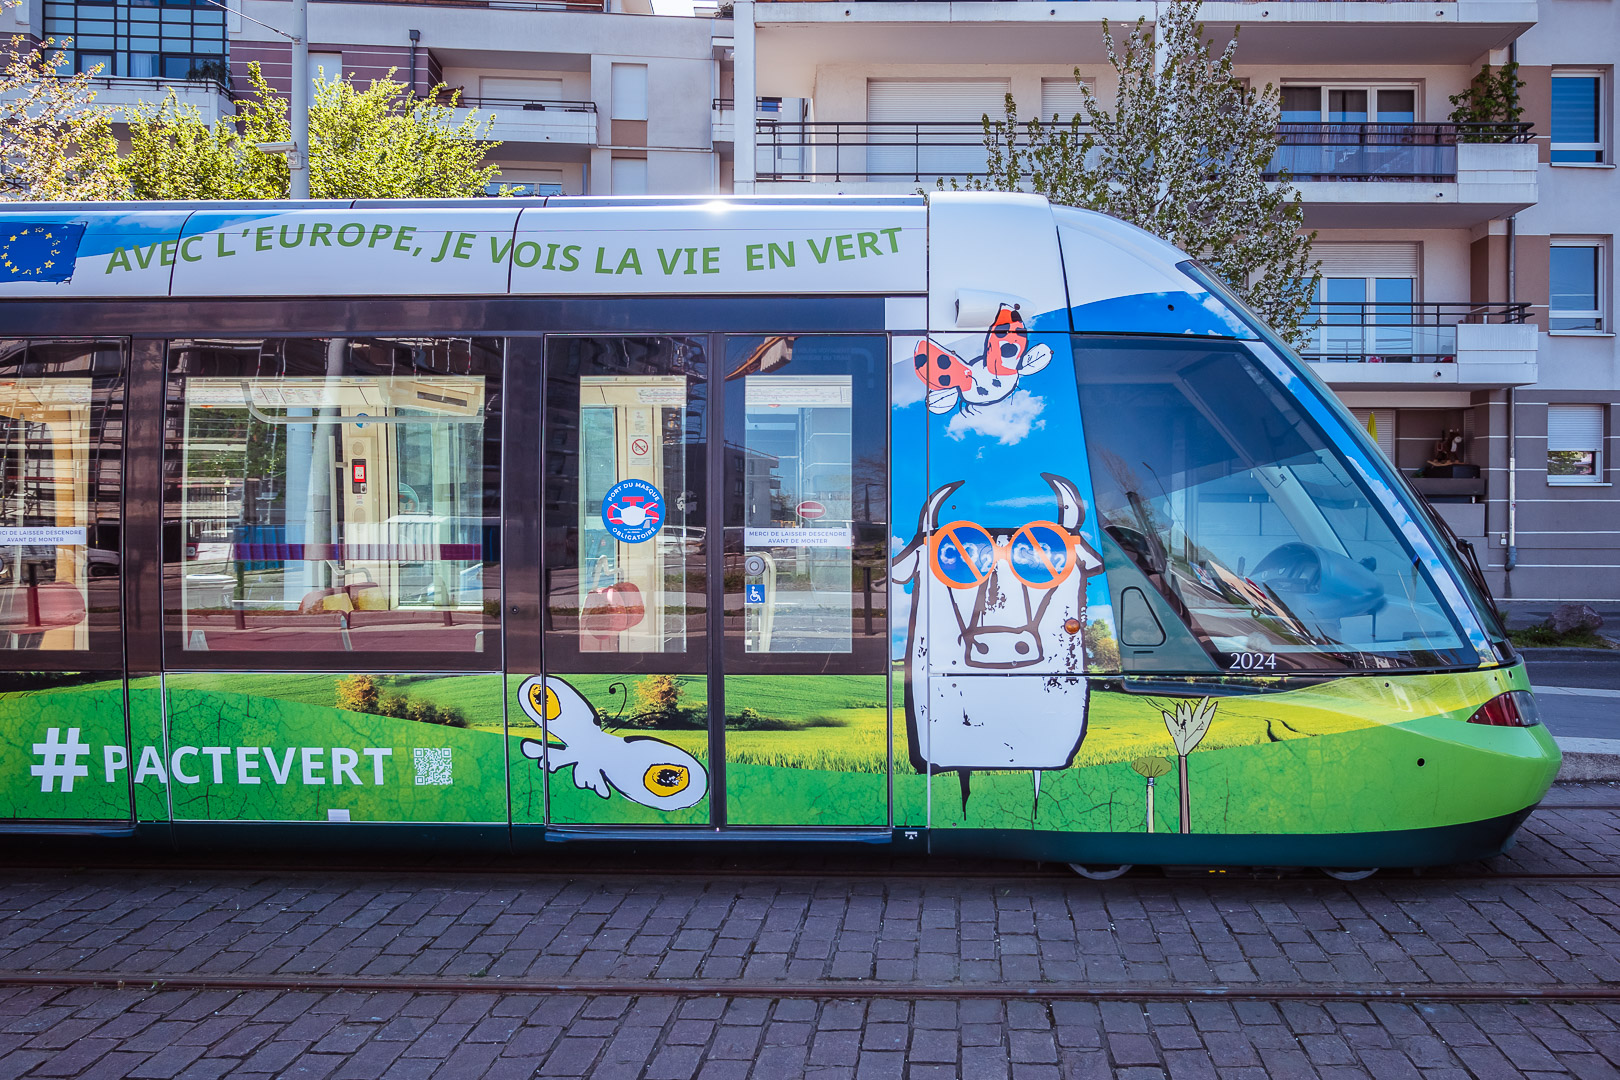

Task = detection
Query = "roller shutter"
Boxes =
[1040,78,1088,124]
[1313,243,1420,278]
[1547,403,1604,452]
[866,79,1009,181]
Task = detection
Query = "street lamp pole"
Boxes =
[289,0,310,199]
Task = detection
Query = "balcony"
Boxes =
[1269,122,1537,227]
[755,121,997,189]
[1304,302,1538,390]
[1266,122,1531,182]
[755,119,1538,221]
[451,98,597,155]
[68,76,234,125]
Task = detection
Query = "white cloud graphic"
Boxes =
[987,493,1059,508]
[945,391,1047,446]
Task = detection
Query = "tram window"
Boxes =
[0,340,125,656]
[722,335,888,669]
[0,375,118,654]
[165,337,501,662]
[543,336,706,669]
[1075,337,1474,671]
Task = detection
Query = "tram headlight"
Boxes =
[1465,690,1541,728]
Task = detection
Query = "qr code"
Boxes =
[414,748,453,786]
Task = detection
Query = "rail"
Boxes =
[1302,301,1531,364]
[60,73,231,97]
[454,97,597,113]
[1267,121,1535,181]
[755,120,1535,183]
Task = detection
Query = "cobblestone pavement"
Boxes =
[5,984,1620,1080]
[0,797,1617,1078]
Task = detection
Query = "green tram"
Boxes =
[0,193,1557,875]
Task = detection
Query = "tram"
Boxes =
[0,193,1557,873]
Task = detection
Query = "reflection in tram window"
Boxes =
[1075,337,1472,671]
[544,337,706,666]
[723,336,887,668]
[0,374,119,651]
[167,338,501,658]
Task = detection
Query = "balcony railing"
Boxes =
[53,73,232,100]
[1302,302,1530,364]
[756,120,1535,184]
[757,121,999,182]
[1267,122,1534,182]
[455,97,596,114]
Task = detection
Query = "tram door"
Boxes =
[535,336,712,827]
[531,333,889,830]
[0,341,135,827]
[718,336,889,827]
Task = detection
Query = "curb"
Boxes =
[1520,647,1620,661]
[1556,737,1620,782]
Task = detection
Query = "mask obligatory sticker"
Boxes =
[601,478,665,544]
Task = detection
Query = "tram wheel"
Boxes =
[1319,867,1379,881]
[1068,863,1133,880]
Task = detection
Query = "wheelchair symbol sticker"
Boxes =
[745,584,766,605]
[602,479,665,543]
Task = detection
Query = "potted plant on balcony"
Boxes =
[1449,63,1525,143]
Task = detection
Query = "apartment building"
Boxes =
[4,0,735,195]
[733,0,1619,603]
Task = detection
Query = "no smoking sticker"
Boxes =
[602,479,665,544]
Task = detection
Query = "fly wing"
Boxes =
[983,304,1028,377]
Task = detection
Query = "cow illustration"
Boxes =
[891,473,1102,806]
[516,675,707,811]
[911,303,1054,416]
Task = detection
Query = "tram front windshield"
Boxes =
[1075,337,1474,671]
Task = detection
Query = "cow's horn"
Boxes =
[923,480,964,531]
[1041,472,1087,530]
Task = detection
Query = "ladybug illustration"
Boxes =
[911,303,1054,415]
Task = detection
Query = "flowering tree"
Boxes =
[0,35,123,201]
[959,0,1319,346]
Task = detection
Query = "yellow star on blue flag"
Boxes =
[0,222,85,283]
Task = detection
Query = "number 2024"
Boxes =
[1230,652,1278,670]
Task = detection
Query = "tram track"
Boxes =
[0,969,1616,1003]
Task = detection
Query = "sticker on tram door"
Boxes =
[601,479,665,544]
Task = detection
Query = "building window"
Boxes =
[610,63,648,122]
[1549,241,1605,331]
[1551,71,1605,164]
[1547,404,1606,484]
[611,156,648,195]
[1280,85,1418,123]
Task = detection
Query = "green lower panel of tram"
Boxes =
[0,664,1560,841]
[924,664,1558,836]
[723,675,887,827]
[0,673,130,821]
[154,672,510,823]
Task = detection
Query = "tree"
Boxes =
[0,35,123,201]
[1161,696,1216,834]
[956,0,1319,346]
[1129,756,1172,833]
[120,63,502,200]
[632,674,685,727]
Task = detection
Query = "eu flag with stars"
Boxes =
[1,222,85,284]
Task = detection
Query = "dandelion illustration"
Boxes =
[1129,756,1172,833]
[1161,697,1217,834]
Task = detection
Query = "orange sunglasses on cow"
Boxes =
[929,520,1085,590]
